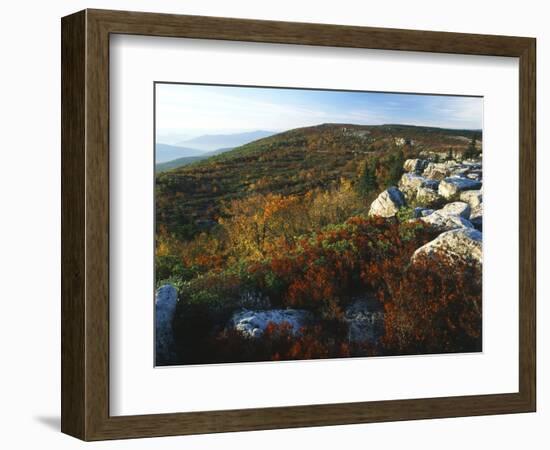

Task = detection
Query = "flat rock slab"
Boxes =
[439,201,471,219]
[438,177,482,200]
[229,309,313,338]
[420,210,474,232]
[412,228,482,266]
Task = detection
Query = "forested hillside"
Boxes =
[156,123,480,241]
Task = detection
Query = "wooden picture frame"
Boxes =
[61,9,536,441]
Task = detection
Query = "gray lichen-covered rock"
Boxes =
[448,166,470,178]
[420,210,474,232]
[438,177,482,200]
[368,187,406,218]
[403,158,428,174]
[343,297,385,344]
[422,161,454,180]
[423,179,440,190]
[413,207,434,218]
[398,173,429,200]
[155,284,178,364]
[412,228,482,266]
[416,186,444,208]
[440,201,471,219]
[229,309,313,338]
[459,190,482,208]
[470,203,483,230]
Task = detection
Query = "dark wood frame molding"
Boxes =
[61,9,536,441]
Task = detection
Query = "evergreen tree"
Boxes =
[463,135,478,160]
[357,158,378,196]
[387,149,405,187]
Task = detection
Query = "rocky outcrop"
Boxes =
[155,284,178,364]
[463,162,482,171]
[422,161,454,180]
[466,171,482,181]
[412,228,482,266]
[460,190,482,208]
[398,173,428,200]
[369,155,483,270]
[423,179,440,190]
[368,187,406,218]
[403,158,428,174]
[449,166,470,178]
[420,210,474,232]
[229,309,313,338]
[470,203,483,230]
[438,177,482,200]
[439,201,471,219]
[416,186,444,208]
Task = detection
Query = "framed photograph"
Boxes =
[61,9,536,440]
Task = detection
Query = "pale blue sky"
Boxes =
[156,83,482,142]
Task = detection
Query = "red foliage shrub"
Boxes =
[249,216,438,314]
[211,321,365,363]
[381,251,482,354]
[168,215,481,365]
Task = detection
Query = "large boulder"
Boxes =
[470,203,483,231]
[155,284,178,365]
[459,190,482,208]
[438,177,482,200]
[449,162,482,181]
[403,158,428,174]
[422,161,456,180]
[343,297,384,344]
[229,309,313,338]
[440,201,471,219]
[368,187,406,218]
[412,228,482,266]
[448,166,470,178]
[420,210,474,232]
[398,173,428,200]
[416,186,444,208]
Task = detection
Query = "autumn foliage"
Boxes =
[156,125,483,365]
[164,199,481,364]
[382,251,482,354]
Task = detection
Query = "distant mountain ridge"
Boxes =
[175,130,276,151]
[155,144,206,163]
[156,130,277,170]
[156,147,234,172]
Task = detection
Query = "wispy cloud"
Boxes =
[156,84,482,141]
